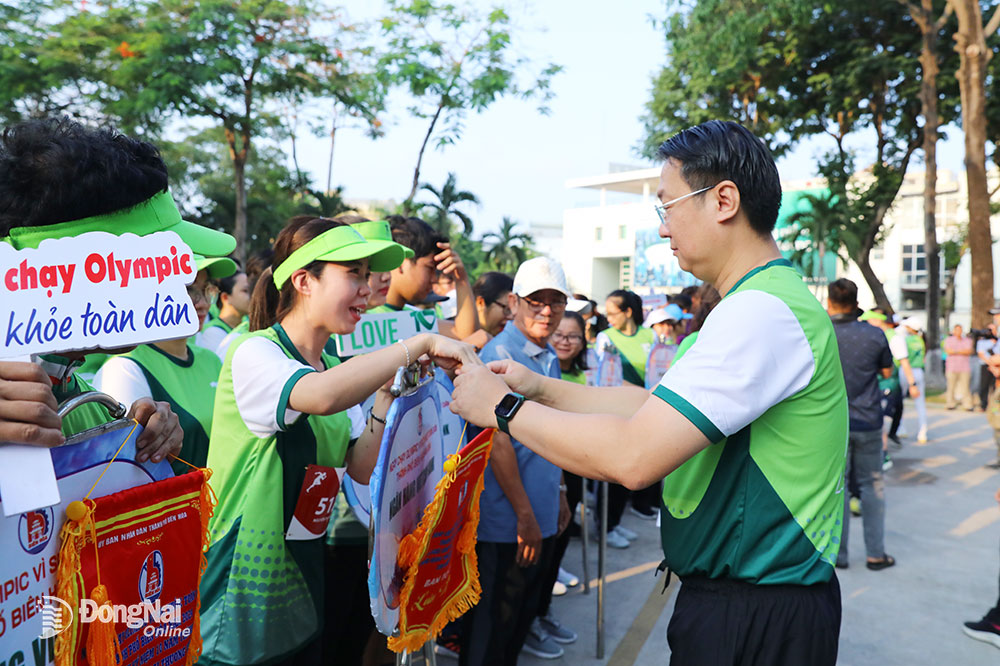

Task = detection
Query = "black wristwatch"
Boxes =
[494,392,526,435]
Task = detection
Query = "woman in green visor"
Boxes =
[199,216,480,666]
[94,255,235,473]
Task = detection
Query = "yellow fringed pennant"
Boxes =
[55,468,215,666]
[387,429,494,653]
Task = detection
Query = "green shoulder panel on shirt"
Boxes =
[200,325,353,665]
[203,315,233,334]
[658,261,848,585]
[121,344,222,471]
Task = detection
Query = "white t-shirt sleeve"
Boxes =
[654,289,815,441]
[93,356,153,411]
[888,333,908,361]
[196,326,228,356]
[231,337,317,438]
[347,404,366,440]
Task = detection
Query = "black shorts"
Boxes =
[667,574,841,666]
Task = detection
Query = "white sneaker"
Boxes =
[591,528,629,549]
[557,567,579,587]
[917,426,928,443]
[613,525,638,541]
[552,580,567,596]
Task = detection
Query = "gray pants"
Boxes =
[838,429,886,563]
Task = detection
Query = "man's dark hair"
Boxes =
[656,120,782,236]
[0,117,169,235]
[386,215,446,259]
[828,278,859,307]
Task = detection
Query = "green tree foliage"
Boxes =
[37,0,382,263]
[482,216,534,274]
[376,0,561,206]
[415,172,479,235]
[643,0,949,313]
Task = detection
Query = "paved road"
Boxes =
[464,405,1000,666]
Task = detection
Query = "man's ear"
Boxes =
[714,180,741,224]
[507,291,519,315]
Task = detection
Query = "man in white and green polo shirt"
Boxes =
[450,120,849,665]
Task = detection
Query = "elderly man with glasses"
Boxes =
[459,256,579,664]
[452,120,849,665]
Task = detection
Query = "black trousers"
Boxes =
[885,383,903,438]
[980,365,995,411]
[597,482,630,530]
[323,543,375,666]
[667,575,841,666]
[459,538,556,666]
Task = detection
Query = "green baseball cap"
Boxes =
[350,220,414,259]
[195,255,238,279]
[1,191,236,257]
[272,225,406,289]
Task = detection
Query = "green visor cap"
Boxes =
[195,254,238,279]
[859,310,886,322]
[1,191,236,256]
[272,225,406,289]
[351,220,414,259]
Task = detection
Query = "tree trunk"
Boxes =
[233,156,248,266]
[917,0,942,348]
[953,0,995,329]
[857,253,895,314]
[406,101,445,210]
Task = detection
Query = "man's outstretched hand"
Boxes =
[0,361,63,447]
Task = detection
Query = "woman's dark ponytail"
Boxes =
[247,216,347,332]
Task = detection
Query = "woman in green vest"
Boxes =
[94,255,236,474]
[595,289,656,388]
[198,268,251,354]
[199,216,478,666]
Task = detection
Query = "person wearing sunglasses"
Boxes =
[452,120,849,666]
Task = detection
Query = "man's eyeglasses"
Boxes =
[491,300,512,316]
[551,332,583,344]
[654,185,715,225]
[520,295,567,313]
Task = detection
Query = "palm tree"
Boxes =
[780,191,853,292]
[414,172,479,236]
[482,217,534,273]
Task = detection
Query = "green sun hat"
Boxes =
[1,191,236,257]
[195,254,238,279]
[350,219,414,259]
[272,225,406,289]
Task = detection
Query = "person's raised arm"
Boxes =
[483,358,651,418]
[436,242,478,339]
[289,333,480,416]
[451,365,709,489]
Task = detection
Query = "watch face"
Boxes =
[496,393,521,417]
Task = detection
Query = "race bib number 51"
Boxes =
[286,464,340,540]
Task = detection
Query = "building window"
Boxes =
[871,245,884,261]
[618,224,627,240]
[901,243,926,287]
[595,227,602,241]
[620,258,632,289]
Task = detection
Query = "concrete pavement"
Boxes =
[477,405,1000,665]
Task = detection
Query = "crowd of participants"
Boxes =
[8,116,1000,665]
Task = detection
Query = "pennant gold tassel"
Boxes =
[84,583,120,666]
[186,468,217,665]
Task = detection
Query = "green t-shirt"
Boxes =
[562,367,587,385]
[117,344,222,473]
[653,259,848,586]
[598,327,656,387]
[199,324,355,665]
[905,333,926,369]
